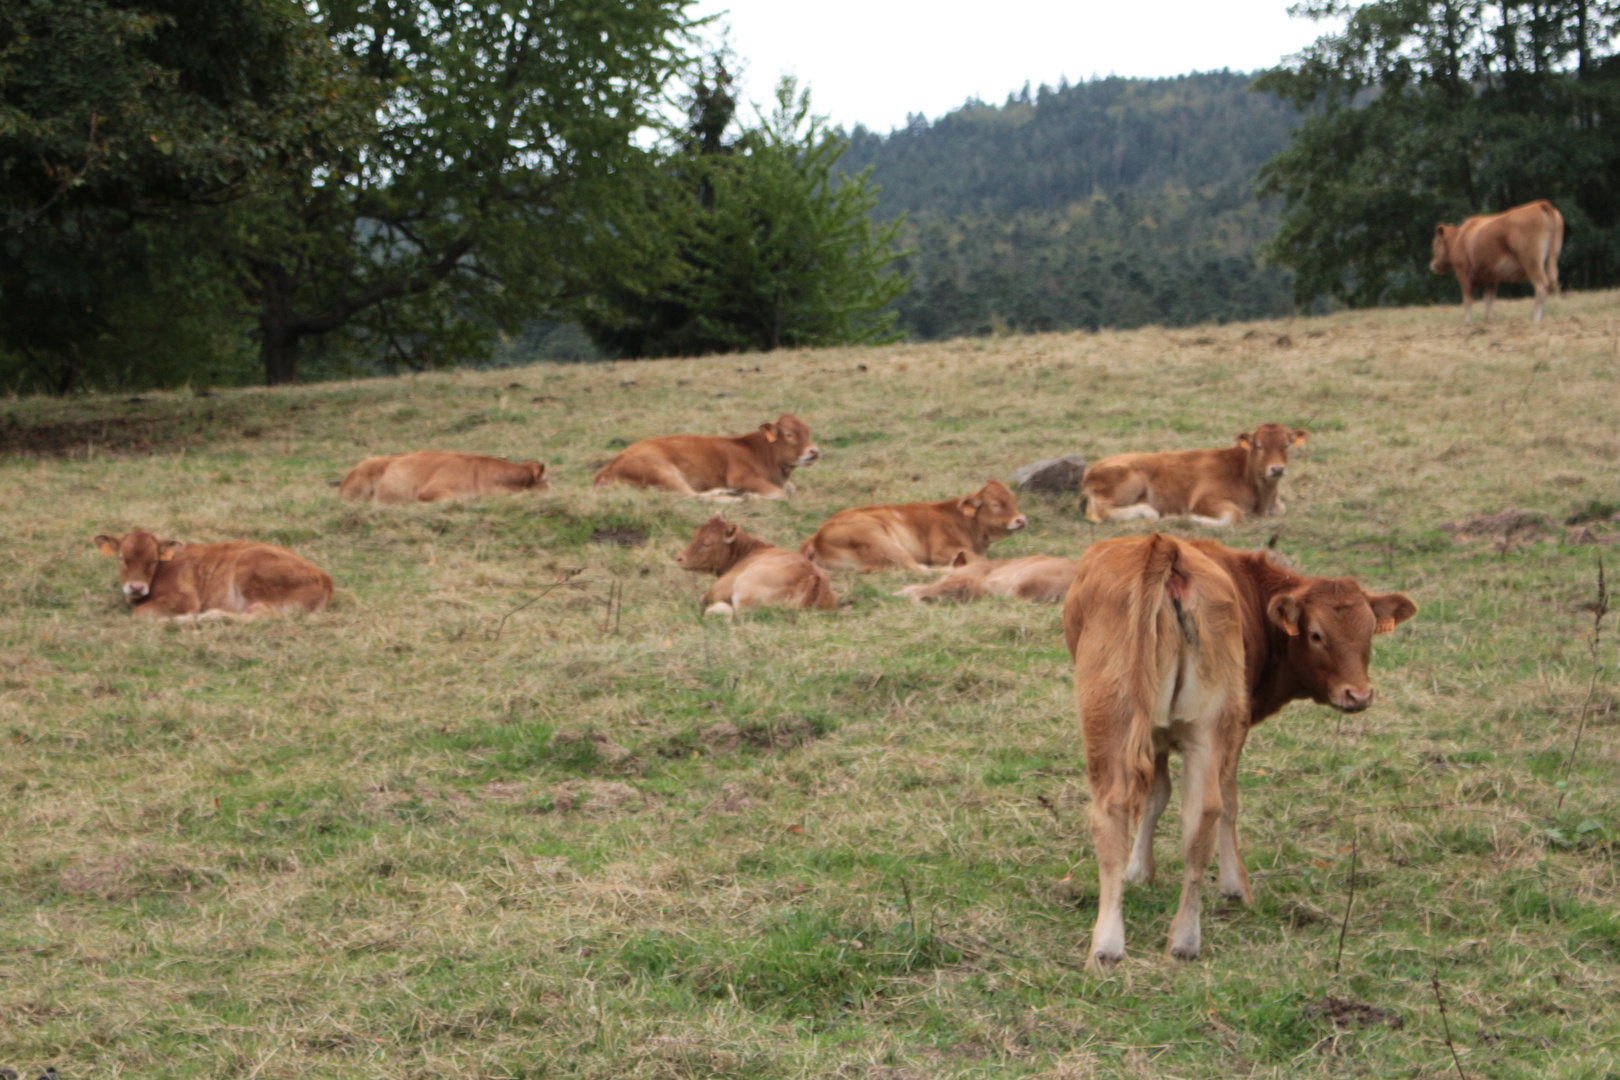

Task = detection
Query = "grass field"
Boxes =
[2,289,1618,1079]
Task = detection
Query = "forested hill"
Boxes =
[840,72,1304,338]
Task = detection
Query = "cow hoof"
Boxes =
[703,602,734,618]
[1087,949,1123,971]
[1219,885,1254,905]
[1169,943,1201,961]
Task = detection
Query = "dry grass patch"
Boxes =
[1,289,1618,1078]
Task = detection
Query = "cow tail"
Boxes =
[1123,533,1180,816]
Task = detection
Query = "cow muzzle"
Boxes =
[1336,686,1374,712]
[1267,465,1286,479]
[799,447,820,466]
[1007,515,1028,532]
[123,582,150,599]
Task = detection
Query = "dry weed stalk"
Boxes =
[1431,962,1468,1080]
[1557,553,1609,809]
[1334,830,1358,974]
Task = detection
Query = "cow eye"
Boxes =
[1309,630,1324,644]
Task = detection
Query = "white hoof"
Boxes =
[703,602,735,618]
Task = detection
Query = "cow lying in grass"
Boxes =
[898,553,1079,604]
[1081,423,1307,526]
[677,514,836,617]
[801,481,1028,572]
[594,413,819,500]
[339,451,549,504]
[1064,533,1415,968]
[95,530,334,620]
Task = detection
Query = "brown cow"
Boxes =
[1082,424,1308,527]
[594,413,819,499]
[800,481,1028,572]
[898,553,1079,604]
[1431,199,1564,322]
[1063,534,1415,967]
[676,515,836,616]
[339,451,549,504]
[95,530,334,620]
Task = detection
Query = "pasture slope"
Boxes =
[2,291,1618,1080]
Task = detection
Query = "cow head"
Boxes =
[1430,224,1459,273]
[94,529,181,601]
[676,514,738,574]
[1266,578,1417,712]
[958,480,1027,536]
[1237,423,1307,484]
[761,413,820,472]
[520,461,550,491]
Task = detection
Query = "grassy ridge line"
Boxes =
[0,290,1616,1079]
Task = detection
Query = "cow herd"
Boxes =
[92,391,1428,970]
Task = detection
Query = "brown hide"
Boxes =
[338,451,547,504]
[94,530,333,620]
[594,413,819,499]
[1081,423,1307,526]
[676,514,836,614]
[898,554,1079,603]
[1430,199,1563,322]
[800,481,1028,572]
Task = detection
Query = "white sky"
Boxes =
[689,0,1337,133]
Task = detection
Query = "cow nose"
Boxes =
[1340,687,1374,711]
[802,447,820,463]
[123,582,148,598]
[1268,465,1286,478]
[1009,515,1028,531]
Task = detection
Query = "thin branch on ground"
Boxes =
[1558,554,1609,809]
[1335,830,1358,974]
[1432,961,1468,1080]
[484,568,586,640]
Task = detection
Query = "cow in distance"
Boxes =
[801,481,1028,572]
[1431,199,1563,322]
[95,530,334,620]
[594,413,819,500]
[676,514,836,617]
[898,553,1079,604]
[339,451,549,504]
[1081,424,1307,527]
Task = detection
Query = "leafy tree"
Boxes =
[1256,0,1620,308]
[576,77,909,358]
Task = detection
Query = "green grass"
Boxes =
[1,290,1618,1078]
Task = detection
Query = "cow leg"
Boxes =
[1088,778,1131,969]
[1126,749,1171,885]
[1104,503,1162,522]
[1458,274,1474,323]
[1165,721,1224,961]
[1483,283,1498,322]
[1188,499,1241,528]
[1217,722,1254,904]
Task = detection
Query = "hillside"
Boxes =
[841,73,1300,338]
[3,291,1618,1078]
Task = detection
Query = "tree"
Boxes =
[231,0,699,384]
[576,77,909,358]
[1256,1,1620,309]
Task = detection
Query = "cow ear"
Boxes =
[1290,429,1309,448]
[951,550,969,567]
[1369,592,1417,634]
[958,497,979,518]
[157,541,183,562]
[722,524,739,544]
[531,462,546,481]
[1435,224,1447,236]
[1267,593,1303,636]
[1236,432,1253,450]
[94,535,119,557]
[760,423,778,443]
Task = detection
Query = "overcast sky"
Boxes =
[688,0,1337,133]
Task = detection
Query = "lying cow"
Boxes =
[1082,424,1308,527]
[1063,533,1415,968]
[800,481,1028,572]
[95,530,334,620]
[676,514,836,616]
[898,553,1079,604]
[338,451,548,504]
[594,413,819,499]
[1431,199,1563,322]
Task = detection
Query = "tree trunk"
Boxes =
[259,272,301,385]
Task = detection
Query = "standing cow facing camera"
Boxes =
[1082,423,1307,527]
[95,530,333,620]
[1064,533,1415,969]
[676,514,836,616]
[800,480,1028,572]
[594,413,819,500]
[1431,199,1563,323]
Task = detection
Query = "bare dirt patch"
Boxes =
[549,780,650,814]
[590,526,648,547]
[0,410,240,457]
[1441,509,1556,550]
[1305,997,1405,1030]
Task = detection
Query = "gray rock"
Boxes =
[1012,454,1087,495]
